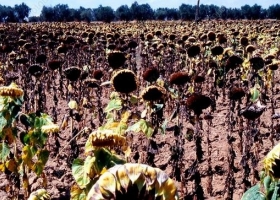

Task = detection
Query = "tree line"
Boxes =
[0,1,280,23]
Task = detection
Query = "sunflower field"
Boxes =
[0,20,280,200]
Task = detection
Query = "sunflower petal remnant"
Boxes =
[263,143,280,180]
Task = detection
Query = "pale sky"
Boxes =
[1,0,279,16]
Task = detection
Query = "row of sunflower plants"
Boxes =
[70,57,179,199]
[0,83,58,199]
[0,20,279,199]
[71,106,179,200]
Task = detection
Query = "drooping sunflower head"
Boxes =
[249,56,264,71]
[88,130,126,148]
[169,33,176,41]
[63,66,82,82]
[187,45,200,57]
[186,93,212,116]
[83,78,99,89]
[0,82,24,98]
[246,45,256,53]
[111,69,138,94]
[240,37,249,46]
[36,54,47,64]
[263,143,280,180]
[93,70,104,80]
[143,67,160,83]
[141,85,166,101]
[211,46,224,56]
[108,52,126,69]
[146,33,154,41]
[267,60,280,71]
[87,163,179,200]
[28,64,43,78]
[48,60,62,71]
[225,55,243,71]
[218,34,227,44]
[193,74,205,83]
[229,87,245,101]
[41,124,59,134]
[169,72,190,86]
[207,31,216,41]
[188,36,197,43]
[128,40,138,49]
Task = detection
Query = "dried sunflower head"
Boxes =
[169,34,176,41]
[229,87,245,101]
[88,130,126,148]
[108,52,126,69]
[28,65,43,77]
[218,35,227,44]
[226,55,243,71]
[9,51,16,60]
[267,60,280,71]
[87,163,179,200]
[16,57,29,65]
[249,56,264,71]
[263,143,280,180]
[143,67,160,83]
[64,66,82,81]
[211,46,224,56]
[239,101,266,120]
[83,78,99,88]
[199,34,207,41]
[18,39,27,47]
[36,54,47,64]
[169,72,190,86]
[207,31,216,41]
[141,85,166,101]
[246,45,256,53]
[128,40,138,49]
[93,70,104,80]
[111,69,137,94]
[41,124,59,134]
[0,82,23,97]
[187,45,200,57]
[146,33,154,40]
[57,45,68,54]
[264,54,276,60]
[188,36,196,43]
[108,43,116,50]
[48,60,61,71]
[240,37,249,46]
[193,75,205,83]
[186,93,212,115]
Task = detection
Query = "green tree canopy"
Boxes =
[94,5,115,23]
